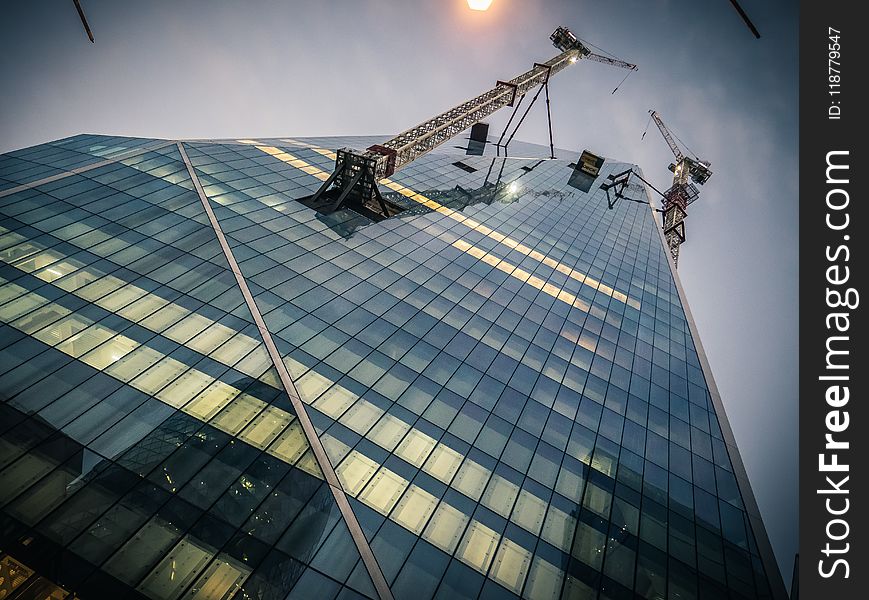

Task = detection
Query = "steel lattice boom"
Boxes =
[378,29,637,176]
[308,27,636,219]
[650,110,684,163]
[380,57,568,174]
[583,52,637,71]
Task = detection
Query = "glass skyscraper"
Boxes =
[0,133,786,600]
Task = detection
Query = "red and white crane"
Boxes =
[646,109,712,266]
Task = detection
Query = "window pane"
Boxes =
[489,538,532,594]
[423,502,469,554]
[137,536,214,599]
[391,485,438,534]
[456,519,500,573]
[358,468,408,514]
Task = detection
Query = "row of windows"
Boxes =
[1,156,704,502]
[186,146,764,596]
[0,135,157,192]
[178,146,680,370]
[0,403,377,600]
[0,136,773,599]
[3,157,684,432]
[0,231,274,384]
[0,252,746,557]
[180,159,696,384]
[191,143,673,294]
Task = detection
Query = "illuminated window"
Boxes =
[480,474,519,518]
[55,323,115,357]
[210,393,265,435]
[106,345,165,382]
[80,334,139,370]
[232,345,271,378]
[184,553,251,600]
[358,468,409,514]
[0,292,49,322]
[335,450,379,496]
[117,294,171,323]
[267,420,309,464]
[296,369,333,403]
[367,413,411,451]
[338,398,383,435]
[541,504,576,552]
[523,555,565,600]
[239,406,292,449]
[511,489,548,536]
[163,313,212,344]
[422,502,469,555]
[456,520,500,573]
[312,383,356,418]
[11,303,70,334]
[151,369,213,409]
[137,536,214,599]
[209,333,260,367]
[141,303,188,332]
[422,443,463,484]
[97,284,148,312]
[132,356,188,395]
[583,481,613,518]
[104,517,182,585]
[451,459,491,501]
[76,274,127,302]
[489,538,532,594]
[12,249,64,273]
[391,485,438,534]
[0,241,42,263]
[0,281,27,306]
[187,322,236,355]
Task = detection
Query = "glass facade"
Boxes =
[0,134,785,600]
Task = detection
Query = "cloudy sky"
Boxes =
[0,0,797,582]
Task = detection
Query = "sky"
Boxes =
[0,0,798,583]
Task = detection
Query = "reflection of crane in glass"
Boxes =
[644,110,712,266]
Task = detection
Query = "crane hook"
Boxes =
[641,113,653,140]
[612,69,633,94]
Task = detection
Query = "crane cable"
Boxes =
[580,37,618,59]
[671,129,700,161]
[579,36,634,94]
[612,69,633,94]
[640,112,701,161]
[641,112,653,140]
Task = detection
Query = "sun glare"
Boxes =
[467,0,493,11]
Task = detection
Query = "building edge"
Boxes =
[646,196,789,599]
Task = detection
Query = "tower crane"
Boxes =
[646,109,712,266]
[307,27,636,220]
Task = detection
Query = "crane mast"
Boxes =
[308,27,636,219]
[648,110,712,266]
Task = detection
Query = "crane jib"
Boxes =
[305,26,636,220]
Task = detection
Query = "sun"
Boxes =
[467,0,494,11]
